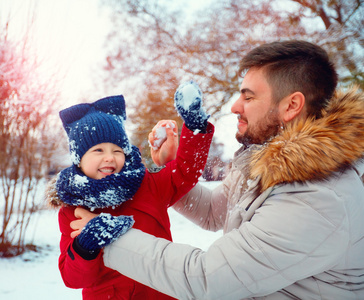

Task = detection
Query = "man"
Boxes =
[74,40,364,299]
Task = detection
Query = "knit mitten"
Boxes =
[174,81,210,133]
[77,213,134,252]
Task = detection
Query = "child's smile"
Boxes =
[99,166,117,176]
[79,143,126,179]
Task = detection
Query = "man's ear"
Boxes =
[279,92,306,123]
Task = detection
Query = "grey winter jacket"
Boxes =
[104,88,364,299]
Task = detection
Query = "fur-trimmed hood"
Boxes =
[250,87,364,192]
[45,176,63,208]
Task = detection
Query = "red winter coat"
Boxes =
[48,123,214,300]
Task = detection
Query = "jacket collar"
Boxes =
[248,87,364,192]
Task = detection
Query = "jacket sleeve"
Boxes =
[172,183,228,232]
[103,189,349,300]
[172,158,235,232]
[156,122,214,207]
[58,206,104,289]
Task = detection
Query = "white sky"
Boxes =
[1,0,113,106]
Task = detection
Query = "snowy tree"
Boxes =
[102,0,363,108]
[126,69,182,167]
[100,0,363,164]
[289,0,363,87]
[0,11,64,257]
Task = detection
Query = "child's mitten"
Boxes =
[174,81,210,133]
[77,213,134,252]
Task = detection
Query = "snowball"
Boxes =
[179,83,201,110]
[149,121,176,150]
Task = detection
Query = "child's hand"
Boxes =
[70,207,99,238]
[174,81,209,132]
[148,120,178,166]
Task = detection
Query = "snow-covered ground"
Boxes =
[0,181,222,300]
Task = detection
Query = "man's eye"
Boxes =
[94,148,103,152]
[245,97,252,101]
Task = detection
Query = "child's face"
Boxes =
[79,143,125,179]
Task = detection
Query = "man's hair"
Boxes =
[239,40,338,118]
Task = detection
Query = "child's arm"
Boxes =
[149,80,210,167]
[153,81,214,207]
[58,207,103,288]
[59,206,133,289]
[149,120,178,167]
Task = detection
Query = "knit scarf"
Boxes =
[55,145,146,209]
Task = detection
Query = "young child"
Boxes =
[46,81,214,300]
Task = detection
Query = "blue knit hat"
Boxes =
[59,95,132,165]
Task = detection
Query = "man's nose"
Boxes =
[231,96,243,114]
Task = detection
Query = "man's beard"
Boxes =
[235,109,281,147]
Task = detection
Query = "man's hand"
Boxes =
[70,207,98,238]
[149,120,178,166]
